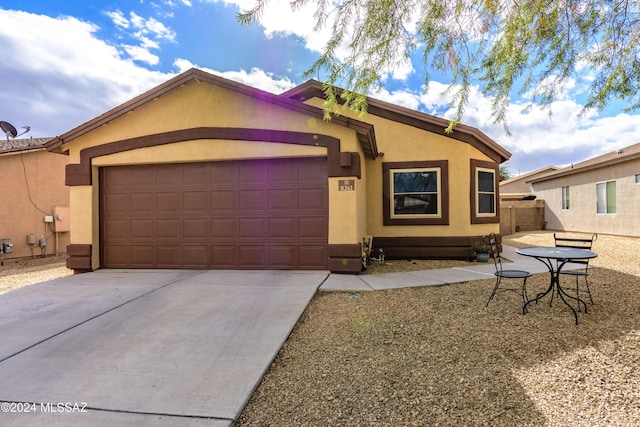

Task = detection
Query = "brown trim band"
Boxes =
[66,127,361,185]
[328,243,362,274]
[372,235,499,260]
[66,244,92,272]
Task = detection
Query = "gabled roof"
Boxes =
[530,143,640,183]
[46,68,379,158]
[282,80,511,164]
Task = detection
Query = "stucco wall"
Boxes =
[61,80,366,269]
[0,150,70,260]
[533,160,640,236]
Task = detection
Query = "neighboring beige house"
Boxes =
[530,143,640,236]
[499,166,559,201]
[0,138,70,261]
[46,68,511,274]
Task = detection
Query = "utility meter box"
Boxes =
[1,238,13,254]
[53,206,71,232]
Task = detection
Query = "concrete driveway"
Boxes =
[0,269,326,426]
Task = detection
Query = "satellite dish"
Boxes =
[0,121,18,139]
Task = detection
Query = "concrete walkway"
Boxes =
[319,245,553,292]
[0,270,326,426]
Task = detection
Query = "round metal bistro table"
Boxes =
[516,246,597,325]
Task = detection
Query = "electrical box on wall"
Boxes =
[53,206,71,232]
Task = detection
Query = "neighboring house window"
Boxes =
[383,161,449,225]
[562,186,570,210]
[470,159,500,224]
[635,174,640,184]
[596,180,617,214]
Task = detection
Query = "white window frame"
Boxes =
[476,167,496,217]
[596,180,617,214]
[562,186,570,210]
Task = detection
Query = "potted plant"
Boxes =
[472,241,491,262]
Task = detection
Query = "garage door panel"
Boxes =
[104,220,128,239]
[129,168,155,186]
[269,245,296,267]
[268,217,297,238]
[129,245,155,266]
[130,193,154,213]
[239,246,266,267]
[157,219,180,239]
[183,218,208,238]
[155,164,181,185]
[299,246,329,268]
[104,194,128,213]
[130,219,154,239]
[103,245,129,267]
[210,246,237,267]
[211,191,237,211]
[183,191,208,212]
[183,163,209,185]
[156,192,180,212]
[268,189,295,210]
[299,217,327,239]
[101,158,328,270]
[298,188,327,210]
[238,218,266,238]
[211,218,236,238]
[183,246,209,267]
[238,190,266,210]
[157,246,181,266]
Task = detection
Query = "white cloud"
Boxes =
[0,9,172,137]
[174,58,296,93]
[371,81,640,174]
[123,44,160,65]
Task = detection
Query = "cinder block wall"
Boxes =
[500,200,545,235]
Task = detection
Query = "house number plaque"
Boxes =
[339,179,355,191]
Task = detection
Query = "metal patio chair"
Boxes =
[554,233,598,307]
[484,233,532,311]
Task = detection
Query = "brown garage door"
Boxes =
[100,158,328,269]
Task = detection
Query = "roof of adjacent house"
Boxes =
[0,137,53,156]
[45,68,509,163]
[529,142,640,183]
[500,166,560,186]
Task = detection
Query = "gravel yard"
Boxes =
[237,231,640,426]
[1,231,639,426]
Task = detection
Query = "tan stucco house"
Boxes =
[0,138,70,261]
[530,143,640,236]
[45,68,511,274]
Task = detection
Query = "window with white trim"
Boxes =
[562,186,570,210]
[596,180,616,214]
[383,161,449,226]
[476,167,496,216]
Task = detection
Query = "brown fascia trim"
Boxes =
[283,80,511,164]
[528,151,640,184]
[45,68,379,160]
[65,127,361,186]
